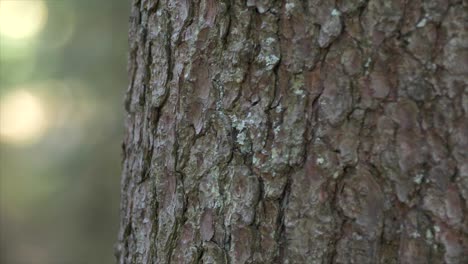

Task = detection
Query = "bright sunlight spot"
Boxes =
[0,90,48,144]
[0,0,48,39]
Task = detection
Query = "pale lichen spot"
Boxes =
[256,5,267,14]
[434,225,440,233]
[273,125,281,135]
[231,115,248,131]
[333,171,340,179]
[331,9,341,16]
[236,121,246,131]
[364,57,372,68]
[352,232,363,240]
[413,173,424,184]
[253,156,259,166]
[318,13,342,47]
[425,63,437,71]
[265,37,276,45]
[275,104,283,113]
[364,57,372,75]
[416,18,427,28]
[425,229,433,242]
[237,131,247,145]
[409,231,421,238]
[271,148,279,160]
[316,156,325,166]
[264,54,280,69]
[293,89,304,96]
[291,74,305,96]
[285,3,295,14]
[230,114,238,123]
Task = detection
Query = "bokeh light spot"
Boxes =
[0,0,48,39]
[0,89,48,144]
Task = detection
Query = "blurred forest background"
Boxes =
[0,0,129,263]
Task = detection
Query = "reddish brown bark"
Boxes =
[116,0,468,263]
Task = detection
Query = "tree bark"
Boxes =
[116,0,468,263]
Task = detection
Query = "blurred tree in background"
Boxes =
[0,0,129,263]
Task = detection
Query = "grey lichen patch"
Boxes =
[252,155,260,166]
[265,37,275,45]
[364,57,372,68]
[275,103,283,113]
[425,229,434,243]
[293,89,304,96]
[413,173,424,185]
[409,231,421,239]
[271,148,281,161]
[256,35,280,70]
[316,156,326,166]
[199,167,224,209]
[291,74,305,97]
[364,57,372,75]
[416,17,428,28]
[273,125,281,136]
[331,9,341,16]
[236,131,247,146]
[264,54,280,69]
[333,171,340,179]
[285,2,295,15]
[230,110,267,153]
[231,115,246,131]
[246,0,272,14]
[318,11,342,47]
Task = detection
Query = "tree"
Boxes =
[115,0,467,263]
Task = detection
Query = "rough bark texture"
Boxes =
[116,0,468,263]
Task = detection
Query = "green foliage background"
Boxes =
[0,1,129,263]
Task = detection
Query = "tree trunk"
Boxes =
[116,0,467,263]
